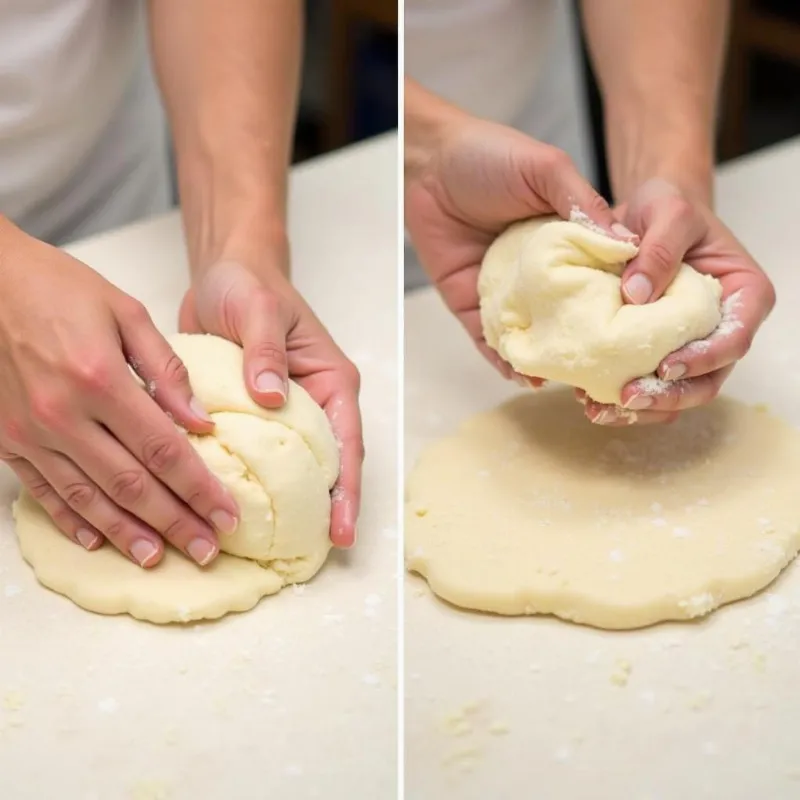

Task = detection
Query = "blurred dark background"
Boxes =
[293,0,398,163]
[579,0,800,199]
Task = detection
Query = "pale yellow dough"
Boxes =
[13,334,340,624]
[479,216,723,404]
[406,391,800,630]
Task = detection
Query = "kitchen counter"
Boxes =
[0,134,398,799]
[405,137,800,800]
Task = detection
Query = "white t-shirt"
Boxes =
[0,0,170,244]
[404,0,595,289]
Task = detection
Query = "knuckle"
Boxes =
[251,342,287,367]
[341,360,361,392]
[541,145,570,173]
[71,357,113,395]
[122,299,151,325]
[27,476,54,502]
[28,393,71,433]
[585,192,611,217]
[141,434,183,474]
[103,519,126,543]
[51,505,76,533]
[3,418,29,447]
[162,352,190,386]
[254,289,281,316]
[160,516,191,545]
[667,196,693,224]
[644,241,676,275]
[63,480,96,510]
[108,469,146,505]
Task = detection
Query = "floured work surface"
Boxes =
[406,390,800,629]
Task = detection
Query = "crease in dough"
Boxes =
[13,333,340,624]
[479,216,724,404]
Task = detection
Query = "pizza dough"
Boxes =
[479,216,724,404]
[13,333,340,624]
[406,390,800,630]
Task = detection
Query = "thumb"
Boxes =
[535,145,637,242]
[241,288,289,409]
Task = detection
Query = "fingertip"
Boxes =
[76,527,104,551]
[251,370,287,409]
[621,272,654,305]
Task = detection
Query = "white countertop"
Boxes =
[405,137,800,800]
[0,134,398,800]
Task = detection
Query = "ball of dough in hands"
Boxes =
[479,216,723,404]
[12,333,340,624]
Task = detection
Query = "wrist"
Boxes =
[605,105,715,207]
[404,79,467,185]
[180,172,290,282]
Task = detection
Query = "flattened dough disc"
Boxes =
[406,391,800,630]
[13,491,283,624]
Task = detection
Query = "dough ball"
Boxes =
[173,333,339,580]
[12,334,340,623]
[479,217,723,404]
[406,391,800,630]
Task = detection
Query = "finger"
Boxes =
[620,365,735,413]
[116,298,214,433]
[322,375,363,549]
[658,282,772,381]
[536,146,637,241]
[589,408,681,427]
[93,371,240,535]
[62,421,221,566]
[241,289,289,409]
[6,456,104,551]
[620,193,706,305]
[29,449,166,567]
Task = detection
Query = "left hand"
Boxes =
[180,259,363,547]
[581,179,776,426]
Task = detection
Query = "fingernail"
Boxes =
[190,396,213,424]
[623,274,653,305]
[76,528,101,550]
[187,537,217,566]
[662,362,687,381]
[130,539,159,567]
[611,222,638,241]
[255,371,287,400]
[210,509,238,535]
[624,394,653,410]
[591,409,618,425]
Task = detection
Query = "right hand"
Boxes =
[405,113,635,381]
[0,220,239,567]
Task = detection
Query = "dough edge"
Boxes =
[405,395,800,631]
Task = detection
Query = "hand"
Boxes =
[405,113,633,382]
[180,259,362,548]
[582,179,776,426]
[0,222,239,567]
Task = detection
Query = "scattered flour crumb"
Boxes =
[610,659,633,687]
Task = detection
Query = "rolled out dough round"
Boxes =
[405,391,800,630]
[479,217,723,404]
[13,334,340,624]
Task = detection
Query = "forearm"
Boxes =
[581,0,729,205]
[148,0,302,276]
[404,78,466,183]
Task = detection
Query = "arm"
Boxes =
[147,0,303,275]
[581,0,729,206]
[147,1,362,548]
[404,78,467,181]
